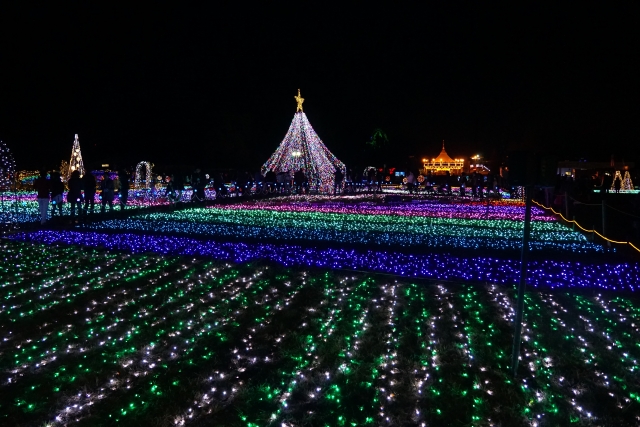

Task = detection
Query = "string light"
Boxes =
[3,192,640,426]
[134,162,153,189]
[208,199,557,221]
[0,140,17,189]
[10,230,638,291]
[1,239,639,425]
[67,134,85,179]
[622,171,634,191]
[261,90,345,193]
[82,207,603,253]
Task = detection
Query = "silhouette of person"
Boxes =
[50,171,64,217]
[119,169,130,209]
[334,167,344,195]
[82,172,97,214]
[614,175,622,194]
[100,172,115,213]
[67,170,83,218]
[34,169,50,224]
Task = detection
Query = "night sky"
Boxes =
[1,4,639,172]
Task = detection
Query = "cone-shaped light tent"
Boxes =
[68,134,85,179]
[622,171,634,191]
[262,90,345,193]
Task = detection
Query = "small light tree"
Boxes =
[68,134,85,179]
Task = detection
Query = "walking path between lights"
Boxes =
[533,199,640,254]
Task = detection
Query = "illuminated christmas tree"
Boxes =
[0,140,16,190]
[611,170,623,191]
[622,171,634,191]
[262,89,345,193]
[68,134,85,179]
[59,160,70,182]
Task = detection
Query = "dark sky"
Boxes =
[1,3,639,171]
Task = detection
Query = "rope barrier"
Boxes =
[561,195,640,219]
[532,199,640,254]
[566,194,640,218]
[568,195,602,206]
[606,204,640,219]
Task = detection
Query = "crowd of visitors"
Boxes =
[30,165,638,238]
[162,167,507,199]
[328,166,506,198]
[33,168,131,225]
[30,164,512,226]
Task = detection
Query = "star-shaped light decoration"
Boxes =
[294,88,304,112]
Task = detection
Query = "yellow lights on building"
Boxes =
[422,141,465,175]
[294,89,304,112]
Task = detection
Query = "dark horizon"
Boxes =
[1,4,639,171]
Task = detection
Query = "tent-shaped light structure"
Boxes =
[422,141,465,175]
[611,170,635,191]
[262,90,345,193]
[622,171,634,191]
[68,134,85,179]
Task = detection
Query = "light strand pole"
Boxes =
[511,185,533,377]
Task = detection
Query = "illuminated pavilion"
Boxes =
[422,141,465,175]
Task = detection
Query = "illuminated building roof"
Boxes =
[434,141,456,163]
[422,141,465,175]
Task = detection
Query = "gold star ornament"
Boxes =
[294,88,304,112]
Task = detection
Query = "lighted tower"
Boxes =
[262,89,345,193]
[68,134,85,179]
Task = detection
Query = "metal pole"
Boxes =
[602,195,610,247]
[511,185,533,377]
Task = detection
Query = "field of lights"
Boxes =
[2,197,640,426]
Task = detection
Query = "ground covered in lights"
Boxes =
[2,242,640,426]
[11,199,639,291]
[3,197,640,426]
